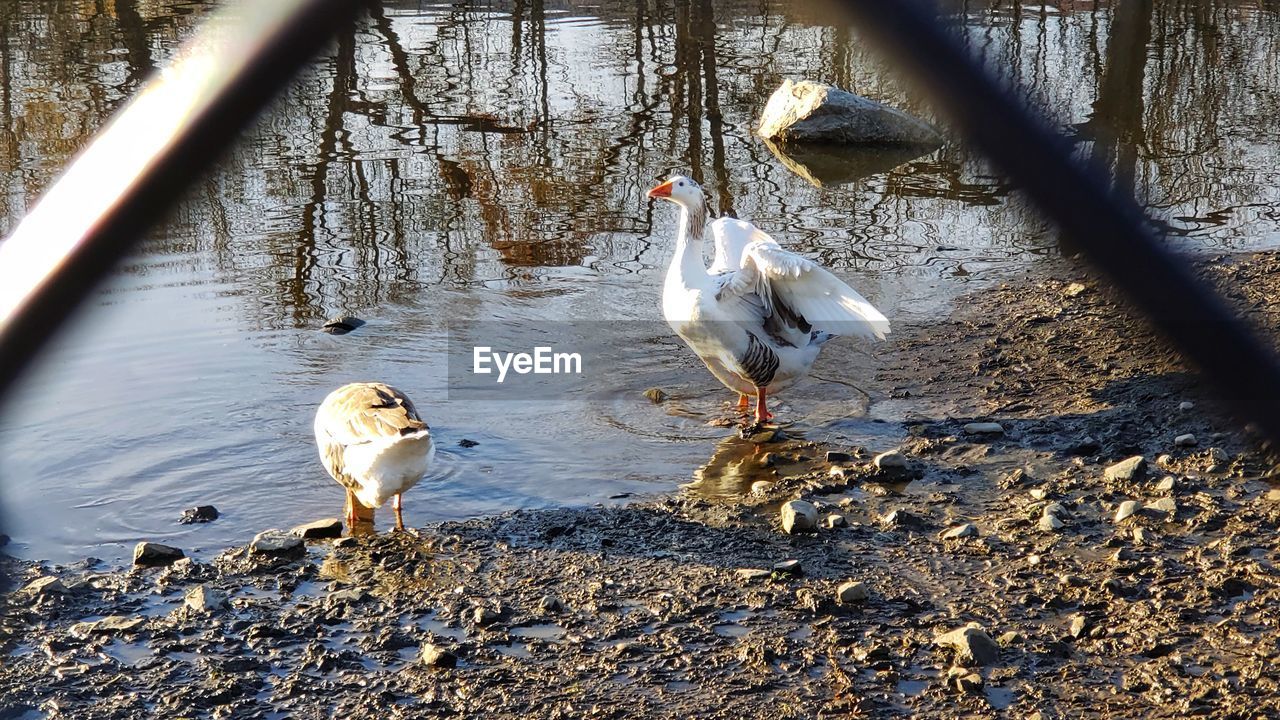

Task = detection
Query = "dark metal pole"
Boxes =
[834,0,1280,446]
[0,0,359,405]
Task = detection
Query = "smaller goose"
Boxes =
[314,382,435,529]
[648,174,889,423]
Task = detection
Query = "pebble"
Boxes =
[825,451,854,464]
[1042,502,1069,518]
[1029,488,1048,500]
[1174,433,1197,447]
[643,387,668,404]
[457,438,480,448]
[997,631,1023,646]
[881,509,920,529]
[71,615,144,637]
[1178,401,1195,411]
[940,523,978,540]
[291,518,344,539]
[1156,476,1175,492]
[873,450,908,470]
[823,513,847,529]
[539,595,563,613]
[20,576,67,596]
[250,530,305,557]
[178,505,219,524]
[1145,497,1177,516]
[780,500,819,534]
[133,542,185,568]
[772,559,803,577]
[184,585,229,613]
[963,422,1005,436]
[333,536,358,549]
[1156,454,1174,466]
[420,643,458,668]
[1104,456,1147,482]
[735,568,773,582]
[750,480,774,494]
[836,581,870,604]
[1133,527,1152,545]
[934,624,1000,666]
[1039,514,1065,532]
[1114,500,1140,523]
[1069,614,1089,638]
[1064,282,1087,297]
[473,606,501,626]
[947,667,984,694]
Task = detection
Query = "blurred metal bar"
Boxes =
[836,0,1280,446]
[0,0,358,404]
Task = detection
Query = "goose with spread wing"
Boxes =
[314,382,435,529]
[647,174,889,423]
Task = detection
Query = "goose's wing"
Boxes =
[707,217,757,274]
[315,383,429,485]
[717,232,890,341]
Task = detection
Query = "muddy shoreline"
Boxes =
[5,252,1280,718]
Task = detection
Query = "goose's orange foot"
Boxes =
[737,394,750,410]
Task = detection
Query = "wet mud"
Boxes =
[5,253,1280,718]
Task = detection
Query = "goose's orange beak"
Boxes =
[647,179,675,199]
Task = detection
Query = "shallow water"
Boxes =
[1,0,1279,563]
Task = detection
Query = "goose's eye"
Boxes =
[677,181,685,187]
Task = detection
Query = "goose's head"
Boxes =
[647,175,704,210]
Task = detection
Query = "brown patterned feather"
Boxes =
[314,382,429,495]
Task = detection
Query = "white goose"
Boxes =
[314,382,436,529]
[648,175,889,423]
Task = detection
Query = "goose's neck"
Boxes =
[672,201,708,281]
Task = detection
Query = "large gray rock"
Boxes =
[780,500,819,534]
[758,79,942,146]
[291,518,344,539]
[935,624,1000,666]
[133,542,185,568]
[250,530,305,558]
[1104,456,1147,482]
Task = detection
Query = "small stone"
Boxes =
[72,615,144,637]
[1114,500,1140,523]
[1104,456,1147,482]
[1145,497,1177,516]
[1064,282,1087,297]
[19,576,67,596]
[780,500,819,534]
[184,585,228,613]
[997,631,1023,646]
[1174,433,1197,447]
[963,422,1005,436]
[333,536,358,549]
[326,588,367,605]
[772,559,803,577]
[1039,514,1065,532]
[250,530,305,557]
[1155,476,1175,492]
[643,387,668,404]
[736,568,773,582]
[873,450,908,470]
[836,581,869,604]
[940,523,978,540]
[1110,548,1134,563]
[881,509,920,529]
[934,624,1000,666]
[825,451,854,464]
[1069,614,1088,638]
[457,438,480,448]
[178,505,219,524]
[750,480,774,494]
[741,426,780,443]
[322,315,365,335]
[947,667,984,694]
[133,542,185,568]
[539,595,563,613]
[1133,527,1152,545]
[1178,401,1195,411]
[1029,488,1048,500]
[1156,454,1174,466]
[420,643,457,668]
[291,518,343,539]
[823,513,847,529]
[1042,502,1069,518]
[472,606,501,626]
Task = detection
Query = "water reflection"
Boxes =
[0,0,1279,560]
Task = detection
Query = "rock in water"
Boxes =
[133,542,185,567]
[935,624,1000,666]
[643,387,668,404]
[758,79,942,146]
[963,422,1005,436]
[780,500,819,534]
[185,585,229,613]
[178,505,219,524]
[1104,456,1147,482]
[873,450,908,471]
[1174,433,1197,447]
[420,643,457,668]
[291,518,343,539]
[250,530,305,558]
[322,315,365,335]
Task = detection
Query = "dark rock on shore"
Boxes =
[133,542,184,567]
[291,518,343,539]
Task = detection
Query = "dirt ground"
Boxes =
[4,252,1280,719]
